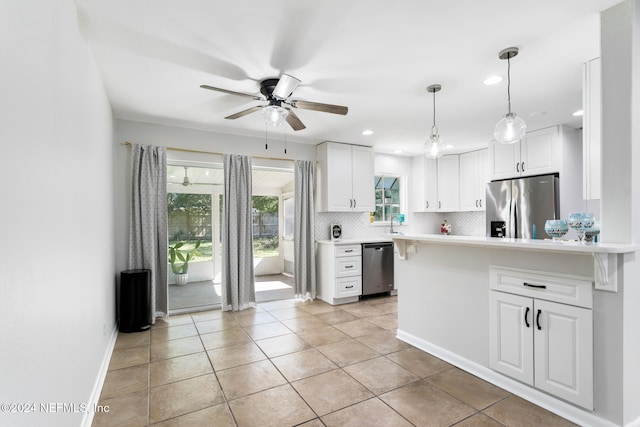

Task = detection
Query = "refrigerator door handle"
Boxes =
[510,198,517,238]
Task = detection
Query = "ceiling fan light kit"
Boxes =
[200,73,348,132]
[494,46,527,144]
[425,84,445,160]
[262,104,288,126]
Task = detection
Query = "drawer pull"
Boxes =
[524,306,530,328]
[345,265,353,269]
[345,285,354,289]
[523,282,547,289]
[344,249,354,253]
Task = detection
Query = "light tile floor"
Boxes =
[93,295,578,427]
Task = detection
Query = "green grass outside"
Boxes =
[169,237,279,262]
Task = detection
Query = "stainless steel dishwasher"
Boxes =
[361,242,394,295]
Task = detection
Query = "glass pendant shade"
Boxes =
[262,105,288,126]
[425,84,444,159]
[494,47,526,144]
[494,112,527,144]
[425,131,445,159]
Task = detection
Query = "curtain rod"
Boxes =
[122,141,297,163]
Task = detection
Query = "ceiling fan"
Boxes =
[168,166,222,187]
[200,73,348,131]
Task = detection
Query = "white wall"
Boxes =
[600,2,640,425]
[0,2,116,427]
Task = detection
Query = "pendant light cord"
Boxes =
[431,89,438,136]
[507,55,512,115]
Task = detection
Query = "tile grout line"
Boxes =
[107,295,544,427]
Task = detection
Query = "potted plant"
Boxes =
[168,240,201,286]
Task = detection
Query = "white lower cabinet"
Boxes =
[489,267,593,410]
[317,243,362,304]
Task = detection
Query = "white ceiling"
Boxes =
[76,0,621,156]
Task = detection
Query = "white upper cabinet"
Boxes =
[411,155,438,212]
[583,57,601,200]
[437,155,459,212]
[316,142,374,212]
[489,125,583,220]
[350,145,375,212]
[459,149,488,211]
[489,126,560,180]
[520,127,558,176]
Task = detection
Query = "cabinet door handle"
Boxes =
[475,200,478,208]
[354,199,357,208]
[349,199,353,208]
[523,282,547,289]
[521,162,525,172]
[480,199,482,207]
[438,201,441,209]
[536,309,542,330]
[516,162,520,172]
[524,306,530,328]
[426,201,429,209]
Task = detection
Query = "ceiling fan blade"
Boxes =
[290,100,348,115]
[284,108,306,131]
[200,85,263,100]
[272,74,301,100]
[225,106,263,120]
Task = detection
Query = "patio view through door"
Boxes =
[166,162,295,314]
[167,164,223,313]
[252,166,295,302]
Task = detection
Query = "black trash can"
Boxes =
[119,269,152,332]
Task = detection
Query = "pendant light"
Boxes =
[425,84,445,159]
[494,47,527,144]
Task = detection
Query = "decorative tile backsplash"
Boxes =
[314,211,486,240]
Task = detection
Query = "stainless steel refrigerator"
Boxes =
[486,174,559,239]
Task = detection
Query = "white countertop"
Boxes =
[316,237,394,245]
[388,233,639,255]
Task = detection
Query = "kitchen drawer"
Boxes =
[335,256,362,278]
[336,276,362,298]
[489,266,592,309]
[335,244,361,257]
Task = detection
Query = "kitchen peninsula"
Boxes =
[391,233,638,427]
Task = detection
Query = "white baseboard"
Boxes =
[396,329,620,427]
[81,323,119,427]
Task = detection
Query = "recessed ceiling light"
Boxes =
[528,111,547,117]
[393,149,403,154]
[362,129,374,136]
[483,75,503,85]
[572,109,584,117]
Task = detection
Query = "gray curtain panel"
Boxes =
[294,160,316,300]
[222,154,256,311]
[128,144,168,323]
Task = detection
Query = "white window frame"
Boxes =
[372,172,407,225]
